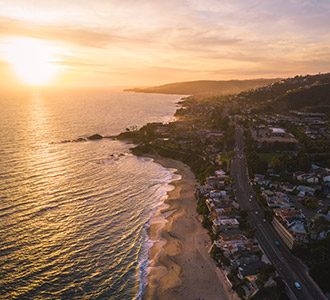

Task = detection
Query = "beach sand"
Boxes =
[143,155,238,300]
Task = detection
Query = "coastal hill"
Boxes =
[125,78,281,95]
[275,84,330,113]
[234,72,330,113]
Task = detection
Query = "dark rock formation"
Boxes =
[87,134,103,140]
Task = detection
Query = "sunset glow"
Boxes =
[3,37,60,85]
[0,0,329,87]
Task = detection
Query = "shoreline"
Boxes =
[142,154,238,300]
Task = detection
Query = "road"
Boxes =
[231,126,326,300]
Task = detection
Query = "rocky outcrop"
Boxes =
[87,134,103,140]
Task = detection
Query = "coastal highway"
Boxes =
[231,126,327,300]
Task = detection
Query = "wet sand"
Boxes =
[143,155,238,300]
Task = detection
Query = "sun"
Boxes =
[4,37,59,86]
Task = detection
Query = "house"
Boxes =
[294,172,319,184]
[293,171,306,181]
[315,170,330,182]
[206,177,226,189]
[306,175,319,184]
[216,234,252,255]
[196,185,213,195]
[268,127,286,137]
[215,169,227,177]
[290,220,308,242]
[281,183,297,193]
[212,217,239,233]
[262,191,291,208]
[254,174,270,186]
[210,190,222,198]
[231,249,259,267]
[239,261,267,276]
[274,208,301,224]
[297,185,316,197]
[213,204,233,216]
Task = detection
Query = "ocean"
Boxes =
[0,88,182,299]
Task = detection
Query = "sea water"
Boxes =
[0,88,181,299]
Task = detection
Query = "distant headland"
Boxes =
[125,78,281,95]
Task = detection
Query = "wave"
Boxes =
[134,161,182,299]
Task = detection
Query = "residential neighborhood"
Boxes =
[118,72,330,300]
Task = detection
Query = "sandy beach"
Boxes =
[143,155,238,300]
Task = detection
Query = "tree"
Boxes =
[292,242,309,260]
[239,209,248,218]
[210,244,222,259]
[202,215,213,231]
[271,156,286,172]
[264,210,274,222]
[310,260,330,293]
[248,227,257,238]
[196,199,209,215]
[303,198,319,210]
[297,154,312,172]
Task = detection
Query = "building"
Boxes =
[272,217,295,249]
[272,211,307,249]
[212,217,239,233]
[216,234,252,255]
[297,185,316,197]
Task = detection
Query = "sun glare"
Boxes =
[4,37,59,86]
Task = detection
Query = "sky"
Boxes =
[0,0,329,87]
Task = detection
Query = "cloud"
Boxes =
[0,17,127,48]
[0,0,330,86]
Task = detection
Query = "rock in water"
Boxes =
[87,134,103,140]
[74,137,87,142]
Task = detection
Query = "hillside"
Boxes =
[125,79,280,95]
[235,72,330,113]
[276,84,330,112]
[238,73,330,103]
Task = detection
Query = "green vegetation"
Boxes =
[201,215,213,232]
[257,153,282,163]
[248,152,268,175]
[239,73,330,108]
[247,227,257,238]
[303,198,319,210]
[232,280,246,298]
[238,209,251,230]
[244,129,268,176]
[264,210,274,222]
[276,84,330,112]
[251,278,289,300]
[196,198,209,215]
[210,244,222,259]
[309,260,330,293]
[224,125,236,151]
[292,234,330,293]
[256,264,275,281]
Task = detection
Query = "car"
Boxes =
[275,241,280,246]
[255,211,258,215]
[294,282,301,290]
[263,219,266,222]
